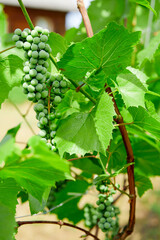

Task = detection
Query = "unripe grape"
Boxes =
[28,50,32,58]
[38,112,45,119]
[33,37,40,44]
[31,79,38,86]
[53,80,60,88]
[24,74,31,81]
[24,61,30,66]
[50,123,57,131]
[111,220,116,226]
[36,84,43,92]
[41,67,47,74]
[40,117,48,125]
[50,131,56,138]
[29,63,36,69]
[28,85,35,92]
[23,66,30,73]
[110,212,115,217]
[48,113,55,120]
[104,211,110,218]
[45,44,52,53]
[43,62,49,68]
[100,217,106,223]
[104,222,110,229]
[29,69,37,77]
[41,90,48,98]
[12,34,19,42]
[54,88,61,94]
[34,103,44,112]
[35,92,41,100]
[60,88,68,94]
[21,31,28,38]
[47,142,52,149]
[24,28,31,34]
[36,65,43,72]
[97,212,103,218]
[35,26,43,33]
[98,204,105,211]
[31,43,38,51]
[27,92,35,100]
[23,82,29,89]
[42,29,49,35]
[40,34,48,42]
[26,35,33,42]
[38,42,46,49]
[16,41,23,49]
[106,206,113,212]
[30,57,38,65]
[32,51,39,58]
[56,74,63,81]
[31,29,39,37]
[38,59,45,65]
[55,112,61,119]
[105,200,111,206]
[14,28,22,35]
[39,130,47,137]
[43,108,48,115]
[98,223,105,230]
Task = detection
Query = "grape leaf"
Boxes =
[55,111,104,157]
[137,33,160,66]
[0,136,73,202]
[0,54,23,108]
[51,180,89,224]
[48,32,68,58]
[0,178,19,240]
[135,173,153,197]
[129,106,160,139]
[95,93,115,150]
[59,22,140,90]
[133,139,160,176]
[129,0,157,15]
[116,67,148,108]
[55,94,115,157]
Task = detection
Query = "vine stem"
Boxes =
[17,220,100,240]
[68,155,97,161]
[18,0,34,29]
[77,1,136,239]
[0,46,16,54]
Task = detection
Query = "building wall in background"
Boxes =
[4,5,66,35]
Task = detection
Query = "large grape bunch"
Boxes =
[12,27,69,150]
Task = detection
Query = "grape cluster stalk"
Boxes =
[12,27,69,150]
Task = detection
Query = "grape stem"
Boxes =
[17,220,100,240]
[110,180,132,198]
[18,0,34,30]
[77,1,136,239]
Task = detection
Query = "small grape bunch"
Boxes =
[83,204,98,228]
[12,26,51,103]
[96,183,119,233]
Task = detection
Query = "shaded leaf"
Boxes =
[129,0,157,15]
[135,173,153,197]
[129,106,160,139]
[48,32,68,58]
[0,54,23,108]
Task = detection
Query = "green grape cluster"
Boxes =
[84,204,98,228]
[13,27,69,149]
[96,183,119,233]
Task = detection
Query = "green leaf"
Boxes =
[59,22,140,90]
[129,106,160,139]
[137,33,160,66]
[48,32,68,58]
[129,0,157,16]
[116,67,148,108]
[95,93,115,151]
[55,111,104,157]
[0,54,23,108]
[0,178,19,240]
[0,136,73,202]
[51,179,89,224]
[133,139,160,176]
[135,173,153,197]
[72,156,103,174]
